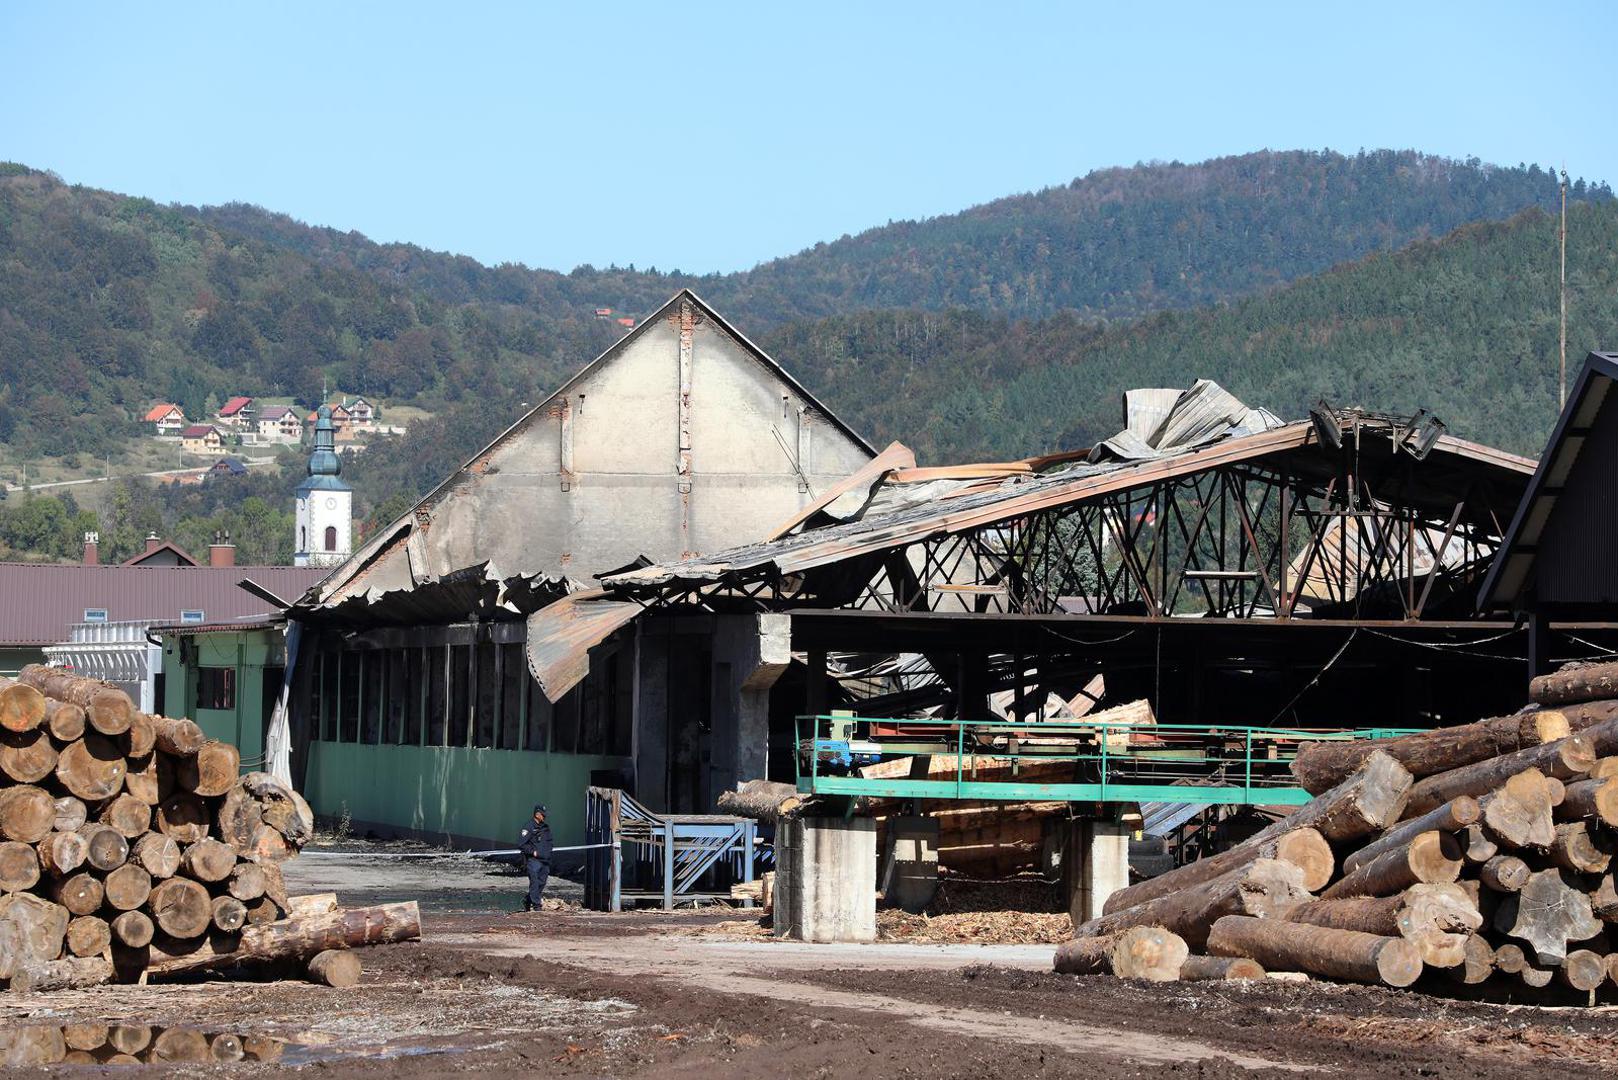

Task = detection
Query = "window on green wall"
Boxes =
[339,653,361,742]
[426,646,447,745]
[473,641,498,748]
[402,647,424,745]
[499,643,523,751]
[385,649,407,744]
[361,651,382,744]
[321,653,339,742]
[196,668,235,711]
[448,644,471,746]
[309,655,325,741]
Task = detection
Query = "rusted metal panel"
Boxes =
[523,589,642,702]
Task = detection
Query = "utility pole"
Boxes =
[1559,168,1568,410]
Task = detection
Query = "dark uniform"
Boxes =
[519,804,553,911]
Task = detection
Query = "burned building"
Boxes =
[280,291,875,846]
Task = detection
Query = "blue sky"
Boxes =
[2,1,1612,274]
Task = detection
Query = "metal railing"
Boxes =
[794,715,1417,808]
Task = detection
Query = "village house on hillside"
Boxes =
[344,396,377,429]
[180,424,226,454]
[143,403,186,436]
[216,396,255,427]
[255,405,303,443]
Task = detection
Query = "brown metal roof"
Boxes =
[0,564,326,646]
[524,590,642,702]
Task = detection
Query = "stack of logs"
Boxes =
[1055,660,1618,1000]
[0,665,419,991]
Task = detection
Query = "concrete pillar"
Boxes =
[1065,819,1131,924]
[884,816,939,914]
[736,613,790,783]
[775,816,877,942]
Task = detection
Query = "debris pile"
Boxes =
[1056,660,1618,999]
[0,665,419,991]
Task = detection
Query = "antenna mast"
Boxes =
[1559,168,1568,409]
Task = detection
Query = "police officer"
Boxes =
[519,803,553,912]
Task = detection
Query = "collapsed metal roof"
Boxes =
[601,384,1534,595]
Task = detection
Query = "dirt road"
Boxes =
[6,851,1618,1076]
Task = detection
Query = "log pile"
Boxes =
[0,666,420,991]
[1054,663,1618,1001]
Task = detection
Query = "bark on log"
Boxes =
[1404,736,1596,817]
[66,915,111,957]
[1179,955,1266,981]
[0,892,69,977]
[111,910,154,948]
[212,896,248,933]
[285,893,338,917]
[1530,661,1618,707]
[123,755,159,806]
[1207,914,1422,987]
[54,734,127,801]
[1053,926,1189,980]
[0,839,40,892]
[0,729,58,783]
[53,871,103,916]
[78,823,129,871]
[1501,868,1602,964]
[19,665,133,735]
[1561,949,1608,993]
[717,780,807,822]
[131,833,180,879]
[148,714,206,756]
[51,796,86,833]
[1558,777,1618,827]
[156,792,209,843]
[181,838,236,883]
[1479,855,1530,892]
[307,948,363,988]
[1320,831,1462,899]
[1102,827,1333,915]
[104,864,152,911]
[245,896,283,925]
[1291,711,1569,795]
[1444,935,1495,985]
[1287,883,1479,967]
[1077,858,1311,950]
[1590,873,1618,922]
[143,900,423,976]
[1550,821,1611,874]
[1342,796,1479,876]
[36,830,87,876]
[0,784,55,843]
[148,877,213,939]
[249,825,293,863]
[121,712,155,758]
[178,741,241,798]
[43,700,85,742]
[0,676,47,733]
[98,793,152,839]
[8,956,113,993]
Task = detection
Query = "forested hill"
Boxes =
[765,200,1618,465]
[197,150,1600,325]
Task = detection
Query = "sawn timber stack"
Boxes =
[0,666,421,991]
[1056,670,1618,1001]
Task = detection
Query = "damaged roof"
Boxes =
[602,384,1534,593]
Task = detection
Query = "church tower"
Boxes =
[294,405,353,568]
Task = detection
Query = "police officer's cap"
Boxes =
[533,803,547,814]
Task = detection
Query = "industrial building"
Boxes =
[275,290,876,847]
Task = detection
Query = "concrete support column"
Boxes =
[883,816,939,914]
[775,816,877,942]
[1064,819,1131,924]
[736,613,790,783]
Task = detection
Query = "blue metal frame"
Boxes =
[584,787,761,911]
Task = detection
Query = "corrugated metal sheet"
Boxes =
[604,417,1534,593]
[0,564,325,646]
[524,590,642,702]
[309,563,564,627]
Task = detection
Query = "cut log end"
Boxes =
[307,948,364,988]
